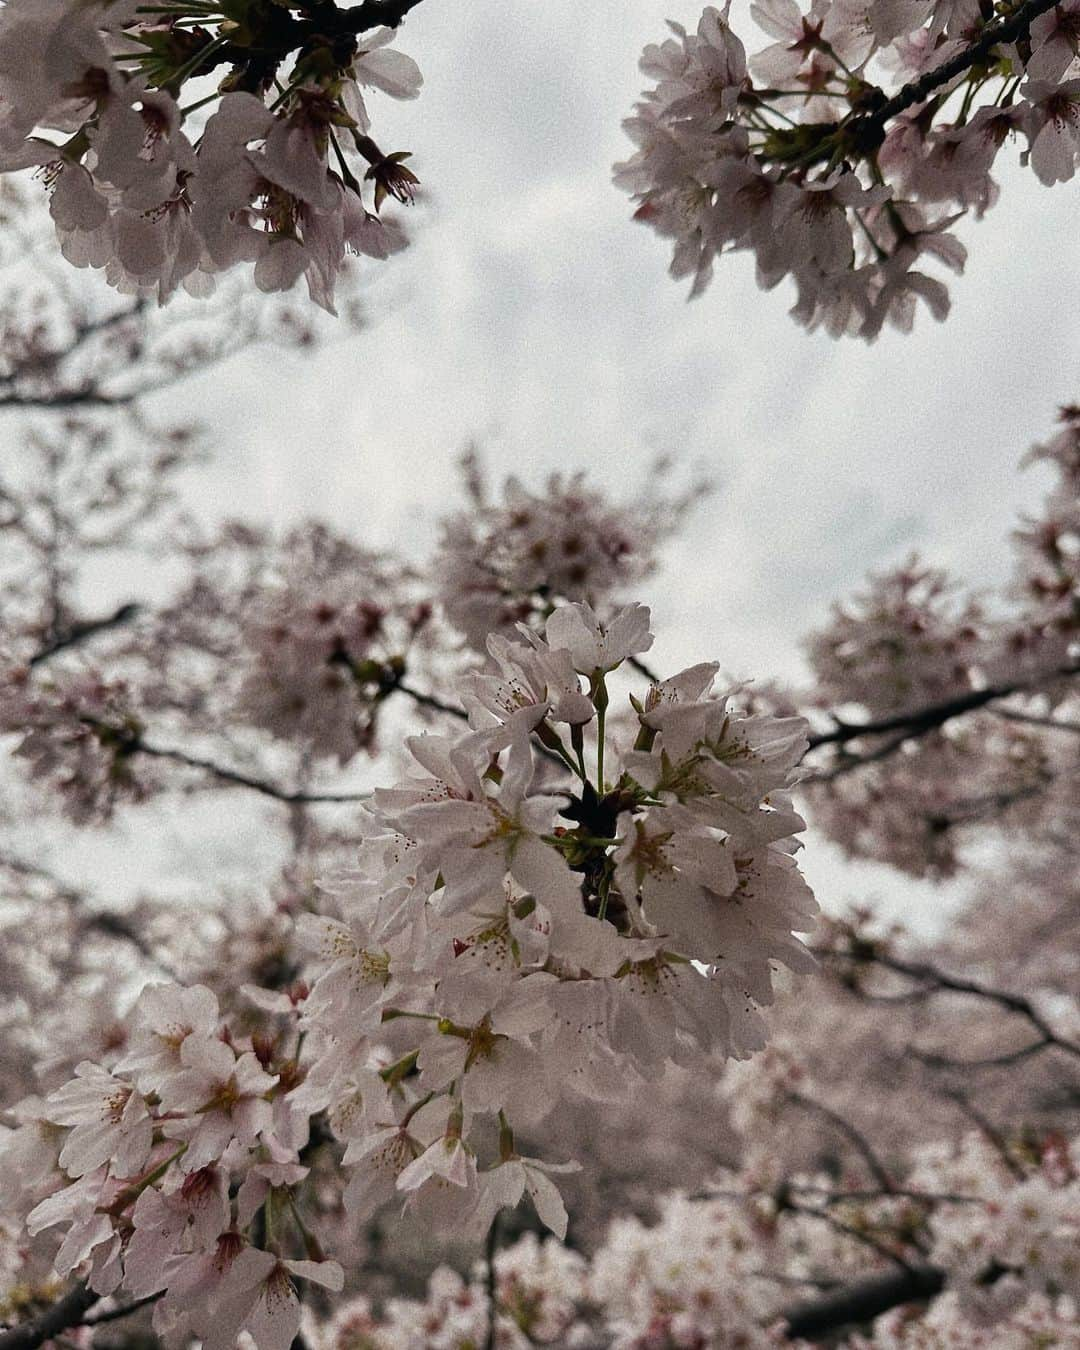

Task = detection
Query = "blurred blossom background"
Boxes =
[1,4,1079,1344]
[9,0,1073,936]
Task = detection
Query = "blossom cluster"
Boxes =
[230,538,433,764]
[806,558,984,718]
[1006,403,1080,682]
[616,1,1080,337]
[306,1236,590,1350]
[0,664,148,823]
[291,601,817,1227]
[915,1132,1080,1326]
[802,409,1079,876]
[0,456,708,820]
[302,1128,1080,1348]
[1,984,345,1350]
[0,0,419,310]
[0,601,818,1349]
[433,467,693,652]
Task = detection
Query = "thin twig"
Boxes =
[133,738,372,803]
[825,948,1080,1067]
[945,1092,1025,1180]
[395,680,468,720]
[929,773,1061,830]
[29,603,140,667]
[393,680,574,774]
[913,1036,1057,1070]
[0,389,136,410]
[802,727,913,782]
[855,952,1080,1061]
[628,654,661,684]
[991,707,1080,735]
[786,1092,895,1192]
[82,1292,162,1326]
[484,1212,500,1350]
[0,851,176,973]
[790,1183,983,1206]
[783,1199,916,1272]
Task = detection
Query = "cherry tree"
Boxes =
[1,0,1078,333]
[0,279,1075,1342]
[0,3,1078,1349]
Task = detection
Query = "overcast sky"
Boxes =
[180,0,1079,672]
[32,0,1080,934]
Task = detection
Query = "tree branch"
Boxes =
[804,663,1080,755]
[132,737,372,804]
[786,1091,896,1192]
[628,654,661,684]
[781,1264,945,1341]
[0,850,176,972]
[847,0,1061,152]
[395,680,468,720]
[83,1292,162,1326]
[393,679,574,774]
[825,948,1080,1064]
[945,1091,1026,1179]
[0,1282,99,1350]
[29,603,140,667]
[0,388,137,410]
[928,773,1060,830]
[782,1198,917,1270]
[991,707,1080,735]
[337,0,428,31]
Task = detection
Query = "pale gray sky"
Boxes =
[34,0,1080,933]
[178,0,1078,671]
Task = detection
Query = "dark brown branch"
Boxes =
[786,1092,895,1193]
[628,654,661,684]
[393,679,574,774]
[914,1035,1057,1070]
[791,1183,983,1206]
[82,1292,162,1326]
[781,1265,945,1341]
[782,1199,916,1271]
[133,738,371,804]
[826,949,1080,1064]
[29,603,140,667]
[804,664,1080,754]
[847,0,1061,150]
[802,726,913,782]
[0,851,174,971]
[928,774,1057,829]
[0,388,136,410]
[0,300,147,397]
[991,707,1080,735]
[336,0,428,31]
[0,1282,99,1350]
[395,680,468,720]
[945,1092,1025,1179]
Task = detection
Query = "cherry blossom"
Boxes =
[0,1,420,309]
[618,0,1080,337]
